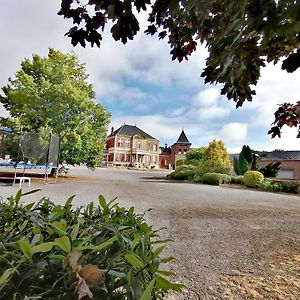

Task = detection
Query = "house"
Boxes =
[159,130,192,169]
[105,125,160,168]
[258,150,300,180]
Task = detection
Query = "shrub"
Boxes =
[199,140,232,176]
[0,191,183,299]
[202,173,231,185]
[244,171,264,188]
[175,164,196,172]
[169,169,196,180]
[274,180,299,194]
[259,161,281,177]
[231,175,244,185]
[175,159,185,168]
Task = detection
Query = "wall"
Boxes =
[259,160,300,180]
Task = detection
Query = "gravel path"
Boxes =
[1,167,300,299]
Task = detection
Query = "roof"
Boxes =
[175,130,191,144]
[108,124,156,140]
[259,150,300,160]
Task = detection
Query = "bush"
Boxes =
[175,159,185,168]
[202,173,231,185]
[169,169,196,180]
[244,171,264,188]
[259,161,281,177]
[273,180,299,194]
[0,191,183,299]
[231,175,244,185]
[175,164,196,172]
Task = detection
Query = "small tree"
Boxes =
[185,147,206,166]
[260,161,281,178]
[199,140,232,175]
[234,145,258,175]
[0,49,110,168]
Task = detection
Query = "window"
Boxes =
[178,149,181,154]
[125,140,130,148]
[137,141,141,149]
[153,144,157,151]
[117,140,122,147]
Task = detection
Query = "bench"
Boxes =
[13,177,31,187]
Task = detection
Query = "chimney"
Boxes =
[111,127,114,135]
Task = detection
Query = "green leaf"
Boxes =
[151,239,174,245]
[32,242,56,254]
[64,195,75,208]
[0,268,17,289]
[70,223,80,240]
[156,270,175,276]
[19,238,32,259]
[99,195,107,210]
[21,189,41,197]
[153,246,165,258]
[51,220,67,236]
[155,275,184,292]
[55,236,71,253]
[140,278,155,300]
[161,256,176,263]
[18,220,29,231]
[76,235,118,252]
[125,253,144,270]
[107,270,126,278]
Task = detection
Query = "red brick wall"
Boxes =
[259,160,300,180]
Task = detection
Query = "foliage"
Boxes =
[268,101,300,138]
[199,140,232,176]
[259,161,281,177]
[0,49,110,168]
[169,165,197,180]
[175,159,185,168]
[243,171,264,188]
[202,173,231,186]
[58,0,300,136]
[184,147,206,166]
[0,191,183,299]
[230,175,245,185]
[233,145,258,175]
[258,179,299,194]
[0,132,19,161]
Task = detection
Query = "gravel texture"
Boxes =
[1,167,300,299]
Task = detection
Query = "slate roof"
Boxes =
[175,130,191,144]
[109,125,156,139]
[259,150,300,160]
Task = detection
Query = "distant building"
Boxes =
[105,125,160,168]
[258,150,300,180]
[159,130,192,169]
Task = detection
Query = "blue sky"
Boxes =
[0,0,299,153]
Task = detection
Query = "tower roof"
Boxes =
[175,130,191,144]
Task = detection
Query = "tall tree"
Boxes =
[0,49,110,168]
[199,140,232,175]
[58,0,300,137]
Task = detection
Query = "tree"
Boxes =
[0,49,110,168]
[58,0,300,137]
[199,140,232,175]
[259,161,281,177]
[233,145,258,175]
[185,147,206,165]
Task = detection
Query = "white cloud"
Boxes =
[192,88,220,108]
[218,123,248,144]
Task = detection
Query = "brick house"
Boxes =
[105,125,160,168]
[159,130,191,169]
[258,150,300,180]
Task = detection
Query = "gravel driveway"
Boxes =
[1,167,300,299]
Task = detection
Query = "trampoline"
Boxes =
[0,130,60,185]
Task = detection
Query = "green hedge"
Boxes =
[258,180,299,194]
[169,169,196,180]
[0,191,183,299]
[243,171,264,188]
[202,173,231,185]
[230,175,244,185]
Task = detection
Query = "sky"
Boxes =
[0,0,299,153]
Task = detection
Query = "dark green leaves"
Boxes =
[0,193,182,298]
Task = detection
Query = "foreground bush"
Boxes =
[0,191,183,299]
[169,165,197,180]
[202,173,231,185]
[244,171,264,188]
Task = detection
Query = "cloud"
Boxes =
[218,123,248,146]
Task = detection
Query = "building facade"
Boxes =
[159,130,191,169]
[105,125,160,168]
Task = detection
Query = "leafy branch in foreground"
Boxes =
[0,191,183,299]
[58,0,300,137]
